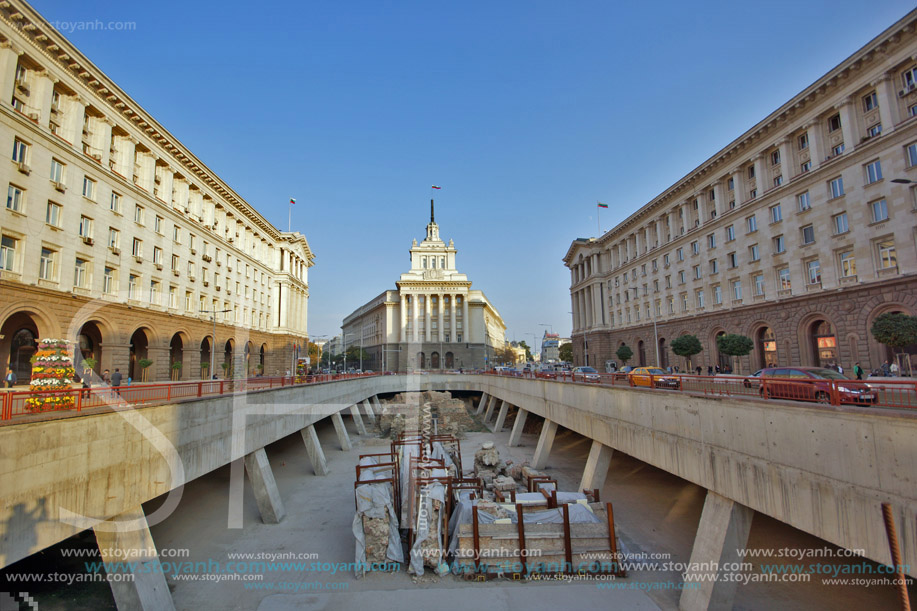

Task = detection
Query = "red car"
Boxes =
[757,367,876,405]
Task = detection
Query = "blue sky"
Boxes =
[32,0,916,345]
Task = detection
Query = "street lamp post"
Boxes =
[632,287,660,366]
[342,332,356,373]
[199,307,231,379]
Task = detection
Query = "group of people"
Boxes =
[3,367,129,389]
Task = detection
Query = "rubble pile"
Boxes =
[377,391,476,438]
[362,513,393,563]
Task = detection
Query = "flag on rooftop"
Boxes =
[431,185,442,189]
[290,198,296,204]
[597,202,608,208]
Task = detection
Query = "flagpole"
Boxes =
[288,201,292,232]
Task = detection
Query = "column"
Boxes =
[361,398,375,422]
[401,294,408,342]
[0,43,21,110]
[299,426,330,475]
[475,392,490,415]
[349,403,367,435]
[462,296,469,342]
[493,400,509,432]
[731,168,744,207]
[483,396,498,423]
[450,294,457,342]
[806,122,823,169]
[508,408,528,447]
[532,419,558,470]
[33,70,54,128]
[634,230,644,255]
[752,155,766,196]
[424,294,432,342]
[777,138,792,181]
[93,506,176,611]
[712,182,725,218]
[875,74,901,132]
[593,283,603,328]
[571,292,579,330]
[578,440,613,492]
[680,491,754,611]
[437,293,444,342]
[681,203,691,233]
[330,412,352,452]
[411,294,419,343]
[838,98,857,151]
[243,447,286,523]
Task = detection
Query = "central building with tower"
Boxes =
[341,201,506,371]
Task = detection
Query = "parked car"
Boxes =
[628,367,681,389]
[572,366,601,382]
[756,367,876,405]
[742,369,764,389]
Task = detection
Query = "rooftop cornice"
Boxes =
[0,0,286,241]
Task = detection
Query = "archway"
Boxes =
[259,344,266,374]
[223,339,235,378]
[3,315,38,382]
[169,333,184,381]
[129,328,151,381]
[756,327,778,369]
[200,337,212,379]
[445,352,454,369]
[637,340,646,366]
[76,322,104,378]
[658,338,668,369]
[417,352,425,369]
[431,351,440,369]
[809,320,837,368]
[870,309,917,373]
[715,331,730,371]
[244,341,253,376]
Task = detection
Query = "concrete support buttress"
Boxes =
[372,395,383,414]
[679,491,754,611]
[93,506,176,611]
[349,403,367,435]
[493,400,509,433]
[301,424,331,474]
[362,399,376,422]
[483,396,498,423]
[475,392,490,416]
[532,419,558,470]
[243,447,286,524]
[579,440,614,492]
[508,408,528,447]
[330,412,352,452]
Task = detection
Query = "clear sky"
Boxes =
[31,0,916,346]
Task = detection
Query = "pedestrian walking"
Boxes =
[881,361,891,376]
[5,368,16,388]
[854,362,863,380]
[890,361,899,376]
[110,368,123,387]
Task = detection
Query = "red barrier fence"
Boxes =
[0,373,377,421]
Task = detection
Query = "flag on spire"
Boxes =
[290,198,296,204]
[597,201,608,208]
[431,185,442,189]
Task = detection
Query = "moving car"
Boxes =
[756,367,876,405]
[572,366,601,382]
[627,367,681,389]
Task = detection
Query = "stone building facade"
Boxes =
[342,201,506,372]
[564,9,917,374]
[0,0,313,383]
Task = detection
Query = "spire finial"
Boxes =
[430,198,435,223]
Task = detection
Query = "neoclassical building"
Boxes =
[0,0,313,383]
[564,9,917,373]
[342,201,506,371]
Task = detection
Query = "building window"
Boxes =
[867,124,882,137]
[802,225,815,245]
[134,205,144,224]
[839,251,856,278]
[829,177,844,199]
[169,286,177,309]
[865,160,882,184]
[132,238,142,257]
[801,160,811,173]
[678,270,686,284]
[185,291,193,312]
[108,228,120,249]
[747,165,755,178]
[797,191,810,212]
[778,267,791,291]
[173,225,180,243]
[907,142,917,167]
[696,290,705,308]
[753,274,765,296]
[746,215,757,233]
[82,176,96,200]
[676,248,684,262]
[863,92,878,111]
[691,241,699,255]
[149,280,160,305]
[749,244,760,261]
[911,103,917,118]
[39,248,55,280]
[79,215,93,238]
[103,266,115,294]
[693,265,701,280]
[774,235,786,253]
[773,175,783,187]
[713,285,722,304]
[7,185,24,212]
[827,114,841,132]
[770,204,782,223]
[154,215,163,234]
[732,280,742,301]
[12,138,28,163]
[710,259,719,274]
[798,133,809,150]
[188,261,195,277]
[707,234,716,249]
[833,212,848,234]
[681,294,688,312]
[652,259,658,271]
[771,150,780,166]
[727,252,737,268]
[727,177,734,190]
[73,258,88,288]
[908,66,917,89]
[665,275,671,289]
[806,260,821,284]
[46,201,62,227]
[128,274,139,300]
[749,188,757,199]
[725,225,735,241]
[153,246,162,265]
[110,192,121,213]
[871,198,888,222]
[50,159,64,183]
[0,235,16,271]
[877,239,896,269]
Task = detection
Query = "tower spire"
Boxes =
[431,198,435,223]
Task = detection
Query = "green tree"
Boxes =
[138,358,154,382]
[671,335,703,371]
[871,312,917,374]
[715,334,754,374]
[343,346,370,369]
[616,344,633,365]
[494,346,516,365]
[558,342,573,363]
[308,341,321,361]
[518,341,532,361]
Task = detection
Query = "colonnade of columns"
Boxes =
[399,292,469,343]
